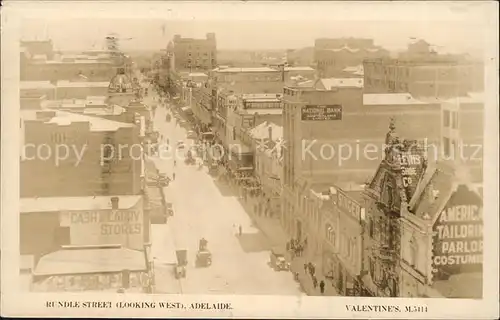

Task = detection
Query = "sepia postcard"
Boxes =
[1,1,499,318]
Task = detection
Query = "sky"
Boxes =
[17,3,493,56]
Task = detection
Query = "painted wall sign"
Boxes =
[67,209,144,249]
[301,105,342,121]
[432,185,483,280]
[337,189,362,221]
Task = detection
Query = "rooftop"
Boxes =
[342,65,365,75]
[443,91,484,104]
[249,121,283,141]
[21,109,134,132]
[20,81,56,90]
[242,93,282,100]
[213,67,277,73]
[32,59,112,65]
[321,46,384,53]
[320,78,364,89]
[363,93,428,106]
[285,66,315,72]
[83,105,126,116]
[188,72,208,77]
[21,195,142,213]
[242,108,282,115]
[56,81,110,88]
[33,247,147,276]
[408,161,482,222]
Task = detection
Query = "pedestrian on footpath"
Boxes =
[172,172,176,181]
[238,225,242,236]
[304,263,308,273]
[319,280,325,295]
[312,276,318,289]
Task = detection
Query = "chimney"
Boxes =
[111,196,119,209]
[268,125,273,141]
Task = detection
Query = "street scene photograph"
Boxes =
[9,3,492,304]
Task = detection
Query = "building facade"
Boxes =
[440,93,484,183]
[172,33,217,71]
[20,110,142,198]
[400,162,483,298]
[318,185,368,296]
[314,38,389,78]
[363,57,484,98]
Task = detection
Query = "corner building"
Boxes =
[281,84,442,241]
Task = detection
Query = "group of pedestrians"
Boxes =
[286,238,307,258]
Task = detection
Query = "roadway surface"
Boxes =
[144,87,302,296]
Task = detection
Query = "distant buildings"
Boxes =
[314,38,390,78]
[363,40,484,98]
[171,33,217,71]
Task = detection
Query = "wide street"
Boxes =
[144,87,303,296]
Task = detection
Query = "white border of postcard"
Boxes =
[2,1,499,319]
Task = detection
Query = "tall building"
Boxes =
[20,109,142,198]
[440,93,484,183]
[314,38,389,78]
[281,84,442,242]
[362,120,483,298]
[363,40,484,98]
[362,122,429,297]
[171,33,217,71]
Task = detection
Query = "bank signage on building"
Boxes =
[432,185,483,280]
[301,105,342,121]
[64,209,144,249]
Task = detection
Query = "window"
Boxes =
[443,137,450,158]
[451,111,458,129]
[325,223,335,246]
[443,110,450,127]
[369,218,374,238]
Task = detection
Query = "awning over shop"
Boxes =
[238,167,254,171]
[33,247,148,277]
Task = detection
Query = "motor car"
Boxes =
[186,130,197,139]
[177,140,185,149]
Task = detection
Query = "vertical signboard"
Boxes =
[432,185,483,281]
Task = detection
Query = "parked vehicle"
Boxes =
[175,250,187,279]
[195,250,212,268]
[270,247,290,271]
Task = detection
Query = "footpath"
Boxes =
[235,191,339,296]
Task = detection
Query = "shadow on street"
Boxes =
[212,178,239,197]
[235,232,270,253]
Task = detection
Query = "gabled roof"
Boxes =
[408,161,482,223]
[21,195,142,213]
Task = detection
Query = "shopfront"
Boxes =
[31,246,151,293]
